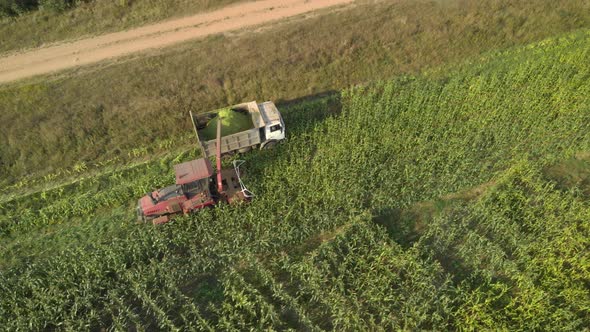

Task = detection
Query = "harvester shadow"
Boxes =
[374,206,496,289]
[374,193,519,294]
[373,205,429,250]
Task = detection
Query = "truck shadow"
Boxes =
[275,90,340,108]
[275,90,341,134]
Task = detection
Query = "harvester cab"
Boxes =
[137,158,216,224]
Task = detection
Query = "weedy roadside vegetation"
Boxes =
[2,0,590,187]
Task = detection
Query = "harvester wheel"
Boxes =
[137,208,147,223]
[141,214,156,224]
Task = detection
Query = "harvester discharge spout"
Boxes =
[216,117,223,195]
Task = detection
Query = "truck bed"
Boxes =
[191,101,266,157]
[201,127,262,157]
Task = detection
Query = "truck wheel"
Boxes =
[238,146,252,154]
[263,141,277,149]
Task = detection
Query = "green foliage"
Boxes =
[38,0,75,12]
[0,0,84,16]
[1,28,590,330]
[0,0,36,17]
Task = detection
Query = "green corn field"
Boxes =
[1,29,589,330]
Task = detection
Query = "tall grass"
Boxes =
[0,0,248,53]
[2,0,590,186]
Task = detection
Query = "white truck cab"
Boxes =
[258,101,286,145]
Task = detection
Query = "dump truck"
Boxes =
[136,119,253,224]
[190,101,285,157]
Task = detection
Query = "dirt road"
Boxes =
[0,0,353,84]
